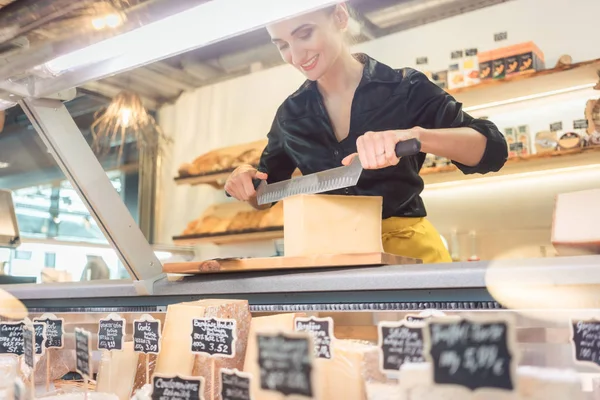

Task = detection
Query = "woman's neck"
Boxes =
[317,50,364,97]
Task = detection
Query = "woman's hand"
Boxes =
[342,128,422,169]
[224,164,268,202]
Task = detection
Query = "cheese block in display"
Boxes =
[243,313,307,400]
[95,341,139,400]
[322,339,387,400]
[156,300,248,378]
[283,194,383,257]
[191,299,252,400]
[366,383,402,400]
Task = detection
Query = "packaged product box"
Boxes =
[478,50,493,81]
[492,46,507,79]
[463,48,480,86]
[448,50,465,90]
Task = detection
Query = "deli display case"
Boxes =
[1,0,600,399]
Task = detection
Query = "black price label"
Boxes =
[295,316,333,359]
[257,332,314,398]
[425,318,516,391]
[98,314,125,351]
[465,48,478,56]
[494,31,508,41]
[191,318,236,358]
[134,315,161,355]
[75,328,92,378]
[0,321,24,355]
[574,119,589,130]
[23,323,35,369]
[220,369,252,400]
[34,314,64,349]
[451,50,464,59]
[378,321,425,373]
[550,121,563,132]
[571,319,600,368]
[416,57,428,65]
[34,322,46,355]
[151,374,204,400]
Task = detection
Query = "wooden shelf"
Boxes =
[422,146,600,186]
[449,58,600,109]
[173,227,283,245]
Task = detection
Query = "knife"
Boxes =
[226,138,421,205]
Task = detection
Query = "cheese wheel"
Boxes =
[517,366,583,400]
[283,194,383,257]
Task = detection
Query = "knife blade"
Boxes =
[250,138,421,205]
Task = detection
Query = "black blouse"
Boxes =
[257,54,508,219]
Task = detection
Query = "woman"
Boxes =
[224,4,508,263]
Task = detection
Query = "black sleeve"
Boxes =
[404,68,508,174]
[257,111,297,184]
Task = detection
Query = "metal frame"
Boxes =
[18,97,164,295]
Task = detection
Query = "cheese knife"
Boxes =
[226,138,421,205]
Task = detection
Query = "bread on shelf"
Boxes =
[177,140,267,178]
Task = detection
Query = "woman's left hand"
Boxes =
[342,128,422,169]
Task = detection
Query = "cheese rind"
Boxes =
[283,194,383,257]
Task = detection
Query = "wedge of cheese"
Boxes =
[243,313,307,400]
[322,339,387,400]
[283,194,383,257]
[95,342,139,400]
[191,299,252,400]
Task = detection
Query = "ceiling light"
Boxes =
[42,0,337,76]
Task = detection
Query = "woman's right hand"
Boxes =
[224,164,268,202]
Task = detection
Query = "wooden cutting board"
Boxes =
[162,252,421,274]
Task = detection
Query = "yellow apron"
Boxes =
[382,217,452,264]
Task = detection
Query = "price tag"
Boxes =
[34,313,65,349]
[191,318,236,358]
[98,313,125,351]
[574,119,589,130]
[23,321,35,370]
[151,374,204,400]
[416,57,428,65]
[75,328,92,379]
[494,31,508,41]
[33,322,46,356]
[0,321,24,355]
[220,368,253,400]
[294,316,333,359]
[571,318,600,368]
[424,317,516,391]
[134,314,161,355]
[257,332,314,398]
[550,121,563,132]
[378,320,425,373]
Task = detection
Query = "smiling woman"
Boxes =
[224,2,509,264]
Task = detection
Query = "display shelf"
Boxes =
[173,226,283,245]
[451,57,600,110]
[174,167,240,188]
[422,146,600,186]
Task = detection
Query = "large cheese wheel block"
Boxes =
[366,383,401,400]
[322,339,387,400]
[517,366,584,400]
[95,342,139,400]
[243,313,307,400]
[191,299,252,400]
[131,354,157,395]
[551,188,600,255]
[283,194,383,257]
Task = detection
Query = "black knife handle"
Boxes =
[225,178,263,198]
[395,138,422,157]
